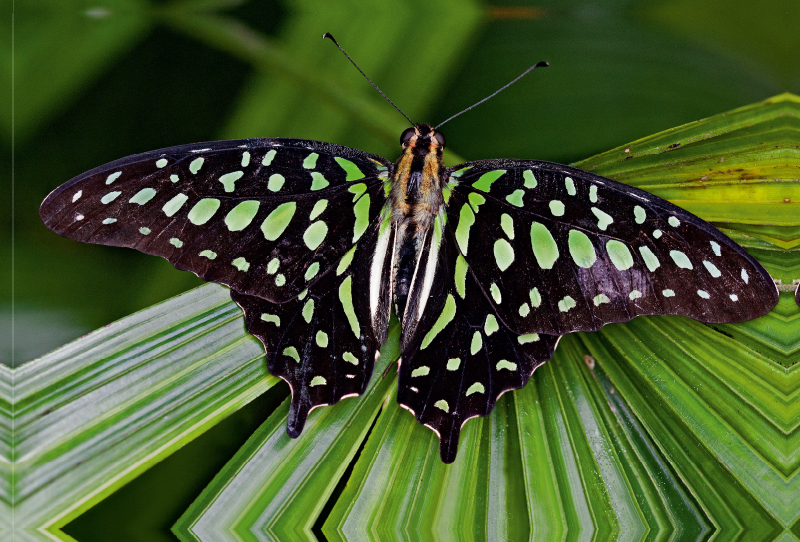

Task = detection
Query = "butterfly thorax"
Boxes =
[390,124,446,320]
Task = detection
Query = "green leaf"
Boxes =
[11,284,275,540]
[8,32,800,540]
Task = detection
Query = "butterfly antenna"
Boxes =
[435,61,549,129]
[323,32,416,127]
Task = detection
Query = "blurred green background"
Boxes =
[4,1,800,540]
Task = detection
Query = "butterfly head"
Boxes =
[400,124,446,155]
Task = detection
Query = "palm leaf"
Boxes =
[7,5,800,540]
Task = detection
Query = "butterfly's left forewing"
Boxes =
[40,138,392,304]
[40,137,396,434]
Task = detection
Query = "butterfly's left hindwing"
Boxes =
[40,138,392,304]
[445,160,778,336]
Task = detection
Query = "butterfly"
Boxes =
[38,37,779,463]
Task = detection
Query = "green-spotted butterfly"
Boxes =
[39,37,779,463]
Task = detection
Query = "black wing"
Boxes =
[40,138,392,304]
[40,138,395,436]
[392,211,559,463]
[443,159,778,337]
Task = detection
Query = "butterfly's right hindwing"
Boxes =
[40,138,392,304]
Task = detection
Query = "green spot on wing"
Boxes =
[468,192,486,211]
[334,157,366,181]
[101,191,121,204]
[454,255,468,298]
[348,183,367,200]
[219,170,244,192]
[530,287,541,307]
[139,227,151,235]
[262,149,276,166]
[434,400,449,412]
[188,198,220,225]
[339,276,360,338]
[639,246,660,272]
[549,200,565,216]
[490,283,502,304]
[261,202,296,241]
[472,169,506,192]
[470,331,482,355]
[302,299,314,323]
[505,189,524,207]
[267,257,279,274]
[591,207,613,230]
[558,296,576,312]
[568,229,596,268]
[593,294,610,306]
[283,347,299,362]
[500,214,514,239]
[523,170,537,189]
[337,245,357,275]
[310,172,329,190]
[310,376,326,386]
[260,313,280,326]
[411,366,430,377]
[634,205,646,224]
[607,240,634,270]
[309,199,328,220]
[352,193,370,243]
[421,294,456,349]
[343,352,359,365]
[129,188,156,205]
[225,200,260,231]
[447,358,461,371]
[493,239,515,271]
[303,221,328,250]
[518,333,539,344]
[199,250,217,260]
[189,157,204,174]
[268,174,285,192]
[455,203,475,256]
[565,177,576,195]
[484,314,499,335]
[231,257,250,272]
[466,382,485,396]
[303,153,319,169]
[305,262,320,281]
[162,193,188,217]
[496,360,517,371]
[530,222,559,269]
[670,250,693,269]
[450,166,472,178]
[316,331,328,347]
[169,238,183,248]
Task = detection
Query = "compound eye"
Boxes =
[434,131,446,148]
[400,127,416,146]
